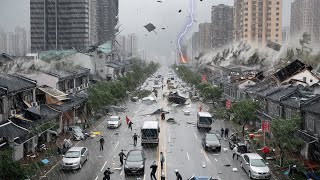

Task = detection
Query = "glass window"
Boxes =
[127,151,143,161]
[250,159,266,167]
[65,151,80,158]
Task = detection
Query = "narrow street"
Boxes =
[43,68,250,180]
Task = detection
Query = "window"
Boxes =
[277,2,280,5]
[286,108,292,119]
[276,13,279,16]
[276,23,279,26]
[307,115,315,132]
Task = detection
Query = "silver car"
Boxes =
[240,153,271,179]
[61,147,89,170]
[69,126,85,140]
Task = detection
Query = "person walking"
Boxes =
[150,161,158,180]
[160,152,165,170]
[199,104,202,112]
[242,124,245,136]
[126,116,130,125]
[225,128,229,138]
[175,169,182,180]
[220,128,224,138]
[118,150,126,166]
[128,121,133,131]
[103,167,113,180]
[132,133,140,146]
[232,146,239,160]
[161,112,165,120]
[99,136,105,151]
[161,172,166,180]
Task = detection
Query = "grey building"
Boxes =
[199,23,211,52]
[30,0,98,52]
[211,4,234,48]
[191,32,200,60]
[97,0,119,44]
[290,0,320,43]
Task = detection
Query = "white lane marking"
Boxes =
[187,152,190,160]
[100,160,108,171]
[114,141,119,150]
[194,132,198,140]
[94,176,98,180]
[120,170,123,176]
[168,136,171,143]
[144,174,146,180]
[201,149,212,164]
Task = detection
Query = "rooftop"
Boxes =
[49,95,87,112]
[273,60,311,82]
[0,73,36,93]
[43,69,75,80]
[267,87,298,102]
[301,96,320,114]
[0,120,29,139]
[39,49,78,61]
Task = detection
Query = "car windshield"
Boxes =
[65,151,80,158]
[142,129,158,138]
[250,159,266,167]
[109,117,119,121]
[206,134,218,141]
[127,151,143,162]
[199,117,212,124]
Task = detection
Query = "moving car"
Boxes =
[61,147,89,170]
[141,121,160,146]
[202,133,221,152]
[124,150,146,175]
[188,176,217,180]
[107,116,122,128]
[240,153,271,179]
[68,126,85,141]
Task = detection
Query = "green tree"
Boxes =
[270,116,303,167]
[202,86,223,107]
[231,100,260,124]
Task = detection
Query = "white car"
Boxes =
[107,116,122,128]
[240,153,271,179]
[61,147,89,170]
[68,126,85,141]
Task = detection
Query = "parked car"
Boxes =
[202,133,221,152]
[228,132,241,150]
[61,147,89,170]
[188,176,217,180]
[68,126,85,141]
[107,116,122,128]
[240,153,271,180]
[124,150,146,175]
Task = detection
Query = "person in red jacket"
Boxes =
[125,116,129,125]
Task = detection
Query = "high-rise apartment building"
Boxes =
[290,0,320,43]
[211,4,234,48]
[7,33,16,56]
[0,29,7,54]
[15,27,28,56]
[192,32,200,60]
[97,0,119,45]
[127,34,137,57]
[234,0,283,47]
[199,23,211,51]
[30,0,98,52]
[282,26,290,44]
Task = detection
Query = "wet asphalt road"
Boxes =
[42,68,252,180]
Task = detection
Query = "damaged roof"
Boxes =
[301,96,320,114]
[0,73,36,93]
[98,40,112,54]
[39,49,78,61]
[49,96,87,112]
[0,120,29,139]
[273,60,311,82]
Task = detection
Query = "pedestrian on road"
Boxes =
[225,128,229,138]
[118,150,126,166]
[175,169,182,180]
[150,161,158,180]
[99,136,105,151]
[103,167,113,180]
[161,172,166,180]
[162,85,164,90]
[199,104,202,112]
[221,128,224,138]
[132,133,140,146]
[126,116,130,125]
[160,152,165,170]
[161,112,165,120]
[232,146,239,160]
[128,121,133,131]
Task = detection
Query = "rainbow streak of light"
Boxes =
[177,0,195,64]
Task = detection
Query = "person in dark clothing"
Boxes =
[225,128,229,138]
[150,161,158,180]
[161,112,165,120]
[175,169,182,180]
[221,128,224,137]
[118,150,126,166]
[132,133,140,146]
[99,136,105,151]
[103,167,113,180]
[160,152,165,170]
[242,124,245,136]
[128,121,133,131]
[161,172,166,180]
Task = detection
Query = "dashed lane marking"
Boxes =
[144,174,146,180]
[187,152,190,160]
[100,160,108,171]
[114,141,119,150]
[94,176,98,180]
[120,170,123,176]
[194,132,198,140]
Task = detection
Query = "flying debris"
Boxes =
[143,23,157,34]
[157,0,162,2]
[266,40,281,51]
[145,34,148,36]
[178,9,182,13]
[194,19,197,23]
[161,28,166,30]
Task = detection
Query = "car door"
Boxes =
[243,155,250,173]
[80,148,86,164]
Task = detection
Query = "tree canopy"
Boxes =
[231,100,260,123]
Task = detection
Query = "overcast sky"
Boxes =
[0,0,294,56]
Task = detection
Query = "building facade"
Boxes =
[0,29,7,54]
[233,0,283,47]
[30,0,98,52]
[211,4,234,48]
[97,0,119,44]
[199,23,211,52]
[290,0,320,43]
[15,27,28,56]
